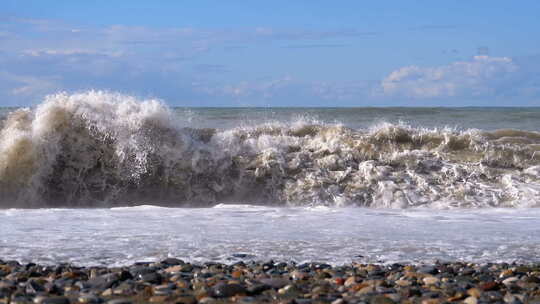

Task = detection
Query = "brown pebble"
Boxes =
[371,295,396,304]
[174,295,197,304]
[164,265,183,273]
[479,281,499,291]
[149,295,169,302]
[395,279,411,287]
[231,270,243,278]
[467,288,482,298]
[447,292,466,301]
[344,276,357,287]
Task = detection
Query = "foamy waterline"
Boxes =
[1,91,539,208]
[2,205,540,266]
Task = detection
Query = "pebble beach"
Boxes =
[2,259,540,304]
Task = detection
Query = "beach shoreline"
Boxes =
[1,259,539,304]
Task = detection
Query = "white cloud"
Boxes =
[380,56,519,98]
[0,71,59,106]
[22,49,123,57]
[2,17,538,106]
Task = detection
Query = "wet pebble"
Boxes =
[0,260,537,304]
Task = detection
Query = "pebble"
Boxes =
[463,296,478,304]
[344,276,357,287]
[211,283,247,298]
[34,297,70,304]
[78,295,102,304]
[502,276,519,286]
[259,278,289,289]
[422,276,439,285]
[106,300,132,304]
[0,260,536,304]
[418,266,438,275]
[370,295,395,304]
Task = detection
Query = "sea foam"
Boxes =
[1,91,539,208]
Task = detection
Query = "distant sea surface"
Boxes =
[2,106,540,131]
[173,106,540,131]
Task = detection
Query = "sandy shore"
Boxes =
[1,259,540,304]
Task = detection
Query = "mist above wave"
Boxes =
[0,91,539,208]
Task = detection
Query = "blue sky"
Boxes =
[1,1,540,106]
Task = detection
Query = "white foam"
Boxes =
[0,91,539,208]
[1,206,539,266]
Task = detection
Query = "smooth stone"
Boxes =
[344,276,357,287]
[246,284,271,295]
[503,293,519,303]
[236,297,257,304]
[259,278,289,289]
[210,283,247,298]
[34,297,70,304]
[503,277,519,286]
[138,272,161,284]
[198,297,216,304]
[149,296,169,303]
[231,270,243,278]
[26,280,46,294]
[88,275,118,290]
[463,296,478,304]
[523,276,540,283]
[105,300,132,304]
[370,295,396,304]
[499,269,514,278]
[356,285,375,295]
[290,270,308,280]
[479,281,500,291]
[152,284,175,296]
[418,266,438,275]
[174,296,197,304]
[385,293,401,302]
[78,295,103,304]
[447,292,467,301]
[164,265,183,273]
[484,291,503,301]
[394,279,411,287]
[180,264,193,272]
[467,288,482,298]
[128,265,155,276]
[277,284,300,296]
[423,276,440,285]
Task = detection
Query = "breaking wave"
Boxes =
[1,91,539,208]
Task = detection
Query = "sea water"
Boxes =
[0,91,539,266]
[1,205,540,266]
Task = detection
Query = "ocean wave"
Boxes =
[1,91,539,208]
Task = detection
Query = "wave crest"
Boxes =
[1,91,539,208]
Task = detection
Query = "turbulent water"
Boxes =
[2,205,540,266]
[1,91,539,208]
[2,91,540,266]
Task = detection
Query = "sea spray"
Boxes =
[1,91,539,208]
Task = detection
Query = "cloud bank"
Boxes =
[380,56,520,99]
[0,17,539,106]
